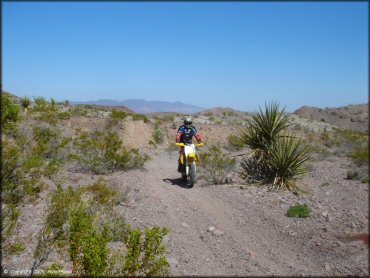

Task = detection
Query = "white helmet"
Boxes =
[184,116,192,126]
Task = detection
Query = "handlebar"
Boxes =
[175,142,205,147]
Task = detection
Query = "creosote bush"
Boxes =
[1,94,21,133]
[35,182,170,276]
[70,129,149,174]
[110,109,127,120]
[199,145,236,185]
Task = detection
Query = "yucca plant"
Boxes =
[20,97,31,112]
[237,101,291,159]
[236,101,311,194]
[50,98,57,110]
[268,131,311,193]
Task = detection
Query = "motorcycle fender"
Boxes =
[188,152,195,163]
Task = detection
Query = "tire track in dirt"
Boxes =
[122,150,320,275]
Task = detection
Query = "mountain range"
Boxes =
[72,99,205,114]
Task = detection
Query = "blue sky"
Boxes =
[3,2,368,112]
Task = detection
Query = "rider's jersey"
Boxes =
[176,125,201,144]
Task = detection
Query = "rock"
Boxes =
[322,211,328,218]
[325,263,331,271]
[181,222,189,228]
[212,229,225,236]
[206,258,210,262]
[207,226,216,232]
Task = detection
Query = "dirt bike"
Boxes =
[176,142,205,188]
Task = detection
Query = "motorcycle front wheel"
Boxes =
[189,162,196,188]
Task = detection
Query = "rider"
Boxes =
[176,116,202,172]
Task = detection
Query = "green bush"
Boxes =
[38,182,170,276]
[58,111,71,120]
[227,134,244,150]
[68,205,110,276]
[121,226,170,276]
[1,94,21,133]
[71,106,88,116]
[2,137,47,206]
[351,147,368,166]
[33,96,49,112]
[34,110,59,125]
[153,128,164,144]
[237,102,310,194]
[4,240,26,255]
[110,109,127,120]
[199,145,236,185]
[71,130,148,174]
[83,178,118,205]
[286,204,311,218]
[131,113,149,123]
[361,177,369,184]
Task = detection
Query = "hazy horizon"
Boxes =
[3,2,368,112]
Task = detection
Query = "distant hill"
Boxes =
[293,103,368,132]
[72,99,205,114]
[195,107,250,118]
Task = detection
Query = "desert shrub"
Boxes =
[3,239,26,255]
[1,205,20,241]
[33,96,50,112]
[36,182,170,276]
[236,102,310,194]
[361,177,369,184]
[46,185,84,240]
[71,106,88,116]
[131,113,149,123]
[83,178,118,206]
[20,96,31,111]
[286,204,311,218]
[1,94,21,133]
[199,145,236,185]
[34,110,59,125]
[153,128,164,144]
[2,137,45,205]
[351,147,368,166]
[110,109,127,120]
[58,111,71,120]
[120,226,170,276]
[68,205,110,276]
[33,125,70,159]
[50,98,57,109]
[227,134,244,150]
[71,130,148,174]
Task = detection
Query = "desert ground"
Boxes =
[2,94,368,276]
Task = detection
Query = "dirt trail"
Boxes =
[111,148,368,276]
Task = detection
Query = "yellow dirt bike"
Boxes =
[175,142,205,187]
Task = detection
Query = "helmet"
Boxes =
[184,116,192,127]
